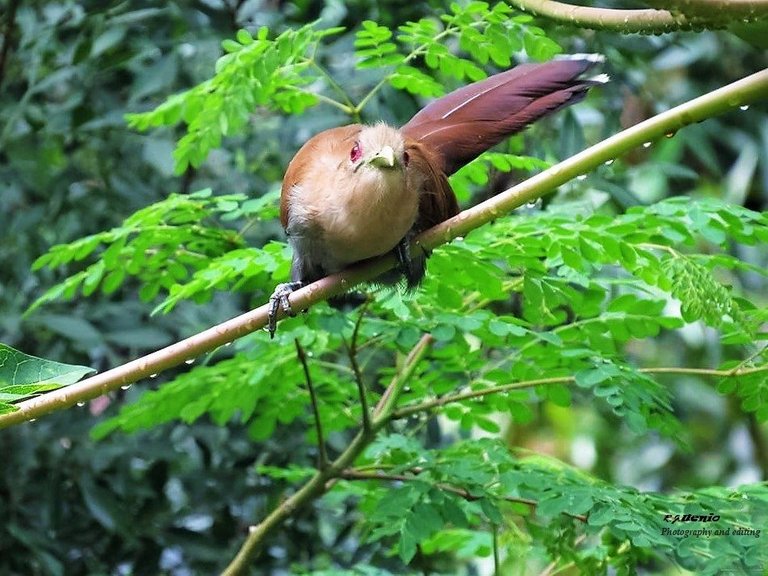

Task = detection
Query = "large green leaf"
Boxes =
[0,344,95,413]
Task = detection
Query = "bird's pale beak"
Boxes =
[367,145,396,169]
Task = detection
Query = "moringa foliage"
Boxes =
[23,3,768,574]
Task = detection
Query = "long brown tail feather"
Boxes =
[401,57,606,175]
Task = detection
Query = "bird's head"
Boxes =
[350,123,409,173]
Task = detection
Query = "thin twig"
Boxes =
[350,298,370,352]
[492,523,500,576]
[728,344,767,375]
[341,469,588,523]
[295,338,328,470]
[539,535,585,576]
[3,69,766,429]
[0,0,20,90]
[508,0,766,32]
[511,0,683,32]
[309,57,356,110]
[343,341,371,432]
[352,18,472,116]
[637,242,681,257]
[373,335,433,420]
[391,364,768,420]
[647,0,768,21]
[287,84,354,114]
[642,366,768,376]
[344,300,372,433]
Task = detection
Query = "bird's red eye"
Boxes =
[403,151,410,166]
[350,142,362,163]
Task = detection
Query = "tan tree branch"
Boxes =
[294,338,328,470]
[508,0,767,32]
[646,0,768,21]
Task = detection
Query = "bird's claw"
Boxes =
[266,281,302,339]
[394,238,411,272]
[394,237,424,288]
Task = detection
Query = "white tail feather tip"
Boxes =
[557,53,606,63]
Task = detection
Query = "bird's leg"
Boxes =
[394,236,427,289]
[394,237,413,281]
[266,281,302,339]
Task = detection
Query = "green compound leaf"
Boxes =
[0,344,95,413]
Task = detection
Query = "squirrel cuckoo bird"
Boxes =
[267,55,606,336]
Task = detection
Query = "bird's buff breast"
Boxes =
[289,170,418,267]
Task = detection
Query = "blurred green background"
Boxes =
[1,0,766,574]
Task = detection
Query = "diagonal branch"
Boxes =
[344,300,372,433]
[1,68,766,430]
[372,335,434,422]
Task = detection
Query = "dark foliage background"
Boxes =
[1,0,766,574]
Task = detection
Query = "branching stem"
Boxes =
[220,334,433,575]
[508,0,767,32]
[392,364,768,420]
[309,58,356,110]
[287,85,354,114]
[352,18,484,116]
